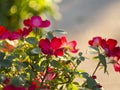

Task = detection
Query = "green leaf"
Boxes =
[31,48,41,54]
[87,46,99,54]
[73,71,82,76]
[89,46,99,51]
[41,60,48,67]
[99,54,107,73]
[25,69,35,81]
[0,74,6,83]
[67,83,79,90]
[39,66,45,72]
[25,37,38,46]
[80,56,85,61]
[87,77,97,88]
[81,72,89,79]
[93,56,99,60]
[11,76,25,86]
[6,55,16,61]
[15,61,23,70]
[23,61,29,68]
[0,60,12,67]
[71,57,77,61]
[0,52,5,60]
[53,29,67,34]
[76,59,81,65]
[32,63,40,71]
[78,52,83,56]
[73,82,80,86]
[46,31,54,40]
[79,87,91,90]
[51,60,61,68]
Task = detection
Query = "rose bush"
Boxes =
[0,16,120,90]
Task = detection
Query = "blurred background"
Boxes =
[53,0,120,90]
[0,0,61,30]
[0,0,120,90]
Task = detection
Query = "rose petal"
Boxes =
[50,37,62,50]
[31,16,42,27]
[40,20,50,27]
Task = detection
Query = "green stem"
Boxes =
[92,48,101,76]
[92,61,101,76]
[34,27,38,38]
[40,61,49,90]
[82,61,101,87]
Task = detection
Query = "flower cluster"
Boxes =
[89,36,120,72]
[0,16,51,41]
[39,36,78,57]
[0,16,119,90]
